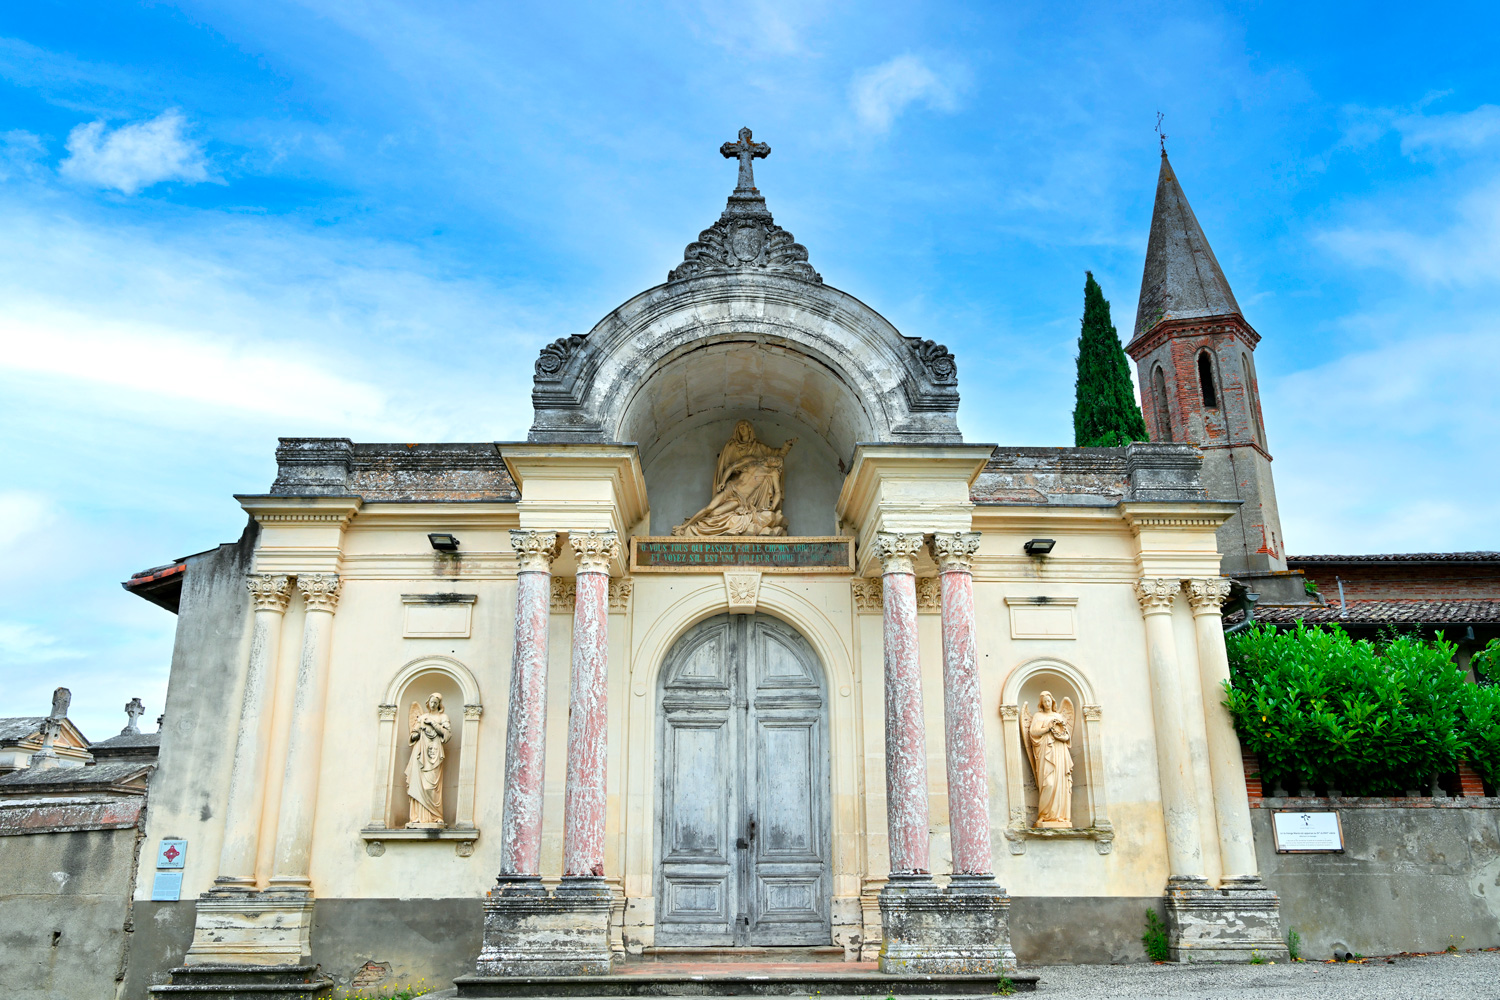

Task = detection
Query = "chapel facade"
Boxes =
[126,131,1288,994]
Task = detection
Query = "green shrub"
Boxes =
[1223,623,1500,795]
[1474,638,1500,686]
[1142,909,1170,962]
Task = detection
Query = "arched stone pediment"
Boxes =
[528,271,962,454]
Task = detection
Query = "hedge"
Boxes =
[1223,625,1500,795]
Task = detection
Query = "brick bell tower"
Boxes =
[1126,151,1307,604]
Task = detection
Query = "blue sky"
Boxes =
[3,1,1498,738]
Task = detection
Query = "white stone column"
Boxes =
[1186,577,1260,882]
[269,573,342,891]
[215,574,291,887]
[1135,578,1205,881]
[562,530,618,880]
[876,531,931,877]
[931,531,993,876]
[499,530,559,880]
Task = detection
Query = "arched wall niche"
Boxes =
[999,658,1113,853]
[618,340,861,535]
[528,271,962,447]
[370,655,482,833]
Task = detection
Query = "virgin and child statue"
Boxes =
[1022,690,1075,828]
[672,420,796,537]
[404,692,452,828]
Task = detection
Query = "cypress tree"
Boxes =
[1073,271,1148,447]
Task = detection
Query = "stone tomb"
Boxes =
[130,129,1284,997]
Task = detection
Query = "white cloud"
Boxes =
[59,109,212,194]
[850,55,957,133]
[0,130,46,181]
[0,492,56,551]
[0,621,87,666]
[1395,104,1500,154]
[1319,178,1500,286]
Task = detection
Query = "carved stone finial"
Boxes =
[534,334,588,383]
[569,530,619,574]
[247,574,292,613]
[932,531,981,573]
[874,532,925,576]
[1135,577,1179,614]
[298,573,342,613]
[907,337,958,386]
[123,697,145,735]
[510,530,561,573]
[1185,577,1233,614]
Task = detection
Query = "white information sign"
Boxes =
[150,871,183,901]
[156,839,187,869]
[1272,811,1344,852]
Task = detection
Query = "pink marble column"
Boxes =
[562,529,618,879]
[876,531,931,876]
[933,531,994,876]
[498,530,560,879]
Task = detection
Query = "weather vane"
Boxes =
[1155,112,1167,154]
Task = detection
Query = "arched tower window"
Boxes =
[1197,351,1218,409]
[1150,365,1173,442]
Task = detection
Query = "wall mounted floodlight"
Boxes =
[1023,538,1056,557]
[428,533,460,552]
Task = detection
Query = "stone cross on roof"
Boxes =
[123,697,145,735]
[721,127,770,192]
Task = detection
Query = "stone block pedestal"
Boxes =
[148,964,332,999]
[182,888,316,967]
[1164,876,1288,962]
[474,875,614,976]
[878,874,1017,975]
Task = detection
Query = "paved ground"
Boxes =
[1028,950,1500,998]
[425,950,1500,998]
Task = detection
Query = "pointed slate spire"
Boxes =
[1131,152,1241,342]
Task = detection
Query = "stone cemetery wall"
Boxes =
[1254,797,1500,959]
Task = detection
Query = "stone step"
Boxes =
[148,964,333,999]
[453,970,1038,997]
[637,946,847,963]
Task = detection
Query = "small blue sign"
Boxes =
[157,839,187,869]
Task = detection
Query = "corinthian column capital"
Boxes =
[932,531,981,573]
[246,574,292,614]
[1135,577,1179,615]
[509,530,561,573]
[297,573,342,613]
[1185,577,1233,614]
[874,531,925,575]
[569,530,619,574]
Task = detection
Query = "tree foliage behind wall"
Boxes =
[1224,624,1500,794]
[1073,272,1148,448]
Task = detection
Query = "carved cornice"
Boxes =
[931,531,981,573]
[377,704,398,721]
[851,578,882,613]
[1185,577,1233,614]
[569,530,619,575]
[463,704,483,720]
[1135,577,1179,614]
[509,530,561,573]
[1082,704,1103,722]
[298,573,342,613]
[874,531,925,576]
[246,574,292,614]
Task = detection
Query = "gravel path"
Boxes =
[1027,950,1500,998]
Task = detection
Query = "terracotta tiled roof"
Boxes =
[1234,599,1500,626]
[1288,552,1500,565]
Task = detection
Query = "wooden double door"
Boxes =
[654,613,831,946]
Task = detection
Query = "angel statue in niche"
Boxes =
[404,693,452,828]
[1021,691,1075,829]
[672,420,796,537]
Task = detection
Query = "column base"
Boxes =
[877,874,1017,975]
[182,887,316,967]
[474,875,614,976]
[148,963,332,999]
[1163,875,1288,963]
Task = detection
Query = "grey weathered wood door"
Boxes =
[655,613,831,946]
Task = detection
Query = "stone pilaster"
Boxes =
[269,574,342,893]
[498,531,559,882]
[214,574,292,887]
